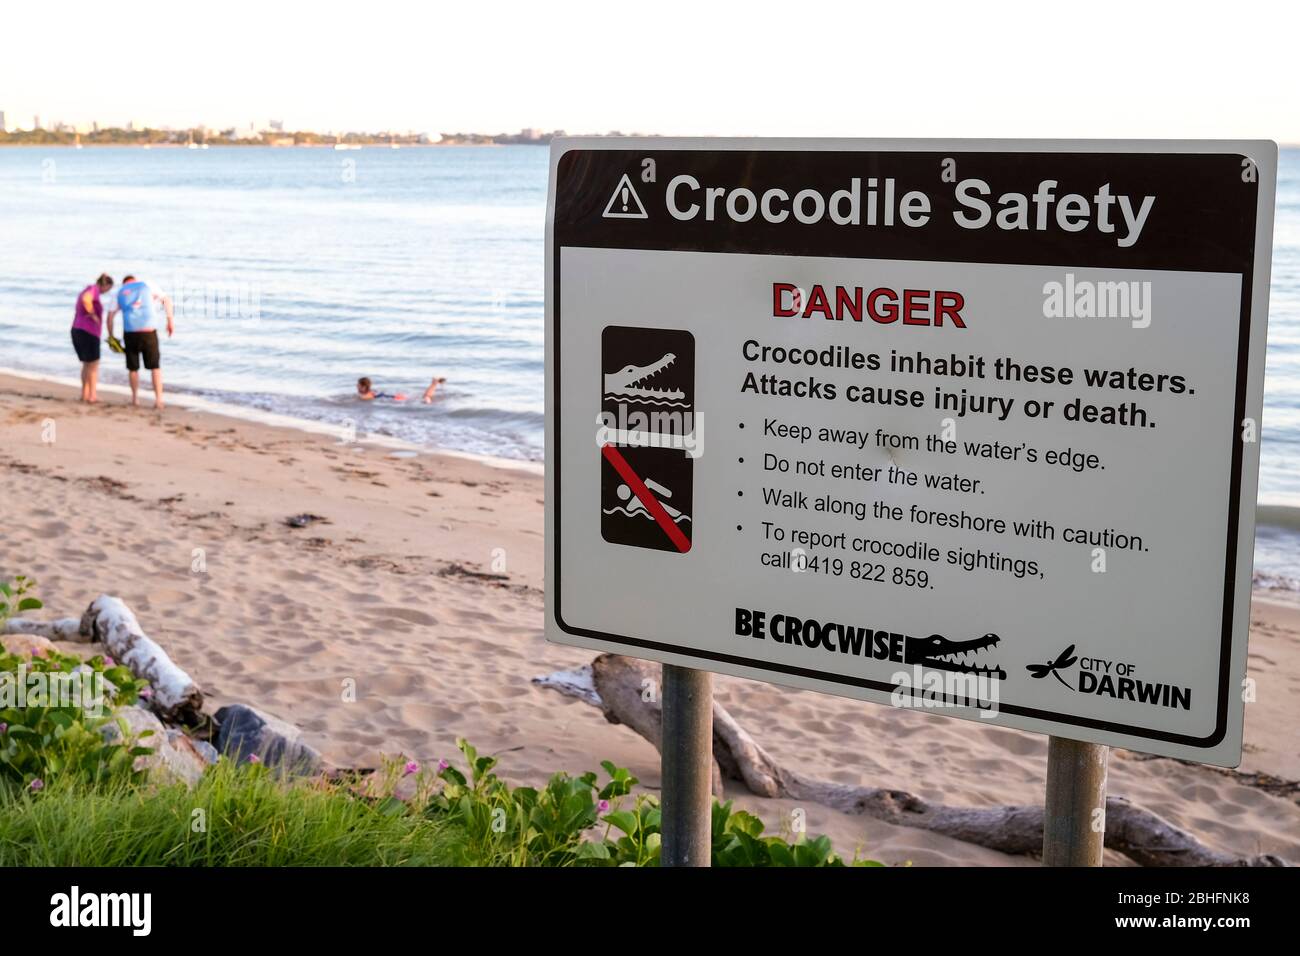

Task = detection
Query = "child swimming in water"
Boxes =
[356,377,404,401]
[356,375,445,402]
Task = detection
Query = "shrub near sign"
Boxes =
[545,139,1275,768]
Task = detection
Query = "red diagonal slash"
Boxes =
[601,444,692,553]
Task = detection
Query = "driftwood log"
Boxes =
[4,616,83,642]
[5,595,203,721]
[535,654,1286,867]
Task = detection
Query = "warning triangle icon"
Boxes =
[602,173,649,219]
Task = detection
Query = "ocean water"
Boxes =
[0,146,547,459]
[0,145,1298,587]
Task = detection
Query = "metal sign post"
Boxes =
[660,664,713,867]
[1043,736,1109,866]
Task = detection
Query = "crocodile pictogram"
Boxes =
[603,352,686,401]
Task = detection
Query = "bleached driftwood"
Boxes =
[4,616,84,641]
[80,597,203,720]
[5,595,203,721]
[530,665,602,707]
[537,654,1286,867]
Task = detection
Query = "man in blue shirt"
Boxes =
[107,275,175,409]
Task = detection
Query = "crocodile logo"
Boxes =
[905,632,1006,679]
[603,352,686,402]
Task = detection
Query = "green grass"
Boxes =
[2,580,876,867]
[0,761,468,866]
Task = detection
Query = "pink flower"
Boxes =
[598,799,610,813]
[29,778,44,792]
[403,760,420,776]
[33,647,48,659]
[247,754,261,764]
[138,687,152,698]
[437,759,449,771]
[103,656,115,667]
[0,723,7,734]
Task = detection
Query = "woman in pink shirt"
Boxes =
[71,273,114,403]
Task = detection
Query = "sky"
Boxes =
[3,0,1299,141]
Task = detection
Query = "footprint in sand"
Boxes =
[146,587,194,606]
[275,567,325,583]
[398,702,460,726]
[980,727,1044,757]
[367,672,429,696]
[366,606,439,627]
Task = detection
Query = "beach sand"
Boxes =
[2,371,1297,866]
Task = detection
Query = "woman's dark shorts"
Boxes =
[71,328,101,363]
[124,330,161,371]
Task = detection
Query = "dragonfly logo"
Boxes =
[1027,644,1078,690]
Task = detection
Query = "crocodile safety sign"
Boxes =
[544,138,1277,767]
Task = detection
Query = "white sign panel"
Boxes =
[545,139,1276,767]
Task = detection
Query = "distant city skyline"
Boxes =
[4,1,1298,142]
[0,113,556,139]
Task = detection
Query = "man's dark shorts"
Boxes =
[71,328,100,363]
[124,330,161,372]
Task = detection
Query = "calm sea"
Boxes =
[1,145,1298,587]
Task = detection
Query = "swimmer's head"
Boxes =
[357,377,372,395]
[617,484,631,501]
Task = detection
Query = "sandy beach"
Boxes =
[2,370,1296,866]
